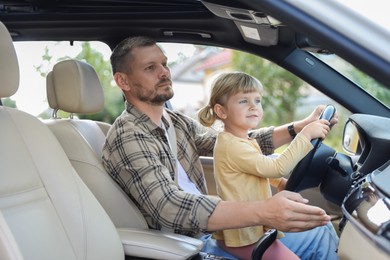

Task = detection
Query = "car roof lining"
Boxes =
[1,0,389,116]
[0,0,290,47]
[0,0,209,12]
[0,0,305,67]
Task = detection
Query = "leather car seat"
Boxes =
[45,59,148,230]
[45,59,204,260]
[0,21,124,260]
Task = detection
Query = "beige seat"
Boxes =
[45,59,148,230]
[45,59,204,260]
[0,21,124,260]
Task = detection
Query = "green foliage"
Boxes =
[232,50,309,126]
[36,42,124,123]
[1,98,17,108]
[35,47,51,77]
[231,50,352,152]
[350,69,390,107]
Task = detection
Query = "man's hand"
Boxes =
[260,190,331,232]
[272,104,338,148]
[207,190,330,233]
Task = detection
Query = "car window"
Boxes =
[163,42,350,151]
[10,40,349,151]
[329,0,390,107]
[12,41,125,122]
[315,52,390,108]
[336,0,390,33]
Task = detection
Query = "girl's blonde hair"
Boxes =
[198,71,263,127]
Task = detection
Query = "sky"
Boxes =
[13,42,88,115]
[337,0,390,30]
[10,0,390,116]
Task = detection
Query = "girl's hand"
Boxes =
[300,119,330,140]
[295,105,339,132]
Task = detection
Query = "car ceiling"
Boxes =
[0,0,339,77]
[1,0,389,116]
[0,0,304,58]
[1,0,388,80]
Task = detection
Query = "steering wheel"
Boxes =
[285,105,336,192]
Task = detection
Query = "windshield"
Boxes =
[315,53,390,108]
[336,0,390,34]
[315,0,390,108]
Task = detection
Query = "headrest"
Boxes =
[0,21,19,98]
[47,59,104,114]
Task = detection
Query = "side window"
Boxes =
[161,43,350,152]
[12,41,122,122]
[10,41,349,151]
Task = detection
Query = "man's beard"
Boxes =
[148,90,173,104]
[134,79,173,106]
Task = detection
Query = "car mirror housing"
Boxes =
[343,120,360,155]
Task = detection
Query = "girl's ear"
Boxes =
[214,104,227,119]
[114,72,131,91]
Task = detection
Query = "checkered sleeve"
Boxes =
[102,116,220,236]
[249,126,275,155]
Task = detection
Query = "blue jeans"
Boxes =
[199,234,238,259]
[280,222,339,260]
[200,222,339,260]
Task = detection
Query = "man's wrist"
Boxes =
[287,123,297,139]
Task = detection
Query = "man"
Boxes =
[102,36,339,259]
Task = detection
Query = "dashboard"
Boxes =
[331,114,390,258]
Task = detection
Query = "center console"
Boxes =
[339,160,390,258]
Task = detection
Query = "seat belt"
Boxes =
[161,110,203,234]
[163,110,177,159]
[161,110,179,234]
[162,109,178,185]
[163,110,202,196]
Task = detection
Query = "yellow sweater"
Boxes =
[212,131,312,247]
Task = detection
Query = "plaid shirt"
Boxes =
[102,102,275,237]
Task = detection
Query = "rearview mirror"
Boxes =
[342,120,360,155]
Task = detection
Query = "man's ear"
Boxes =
[214,104,227,119]
[114,72,131,91]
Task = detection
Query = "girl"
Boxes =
[198,71,331,260]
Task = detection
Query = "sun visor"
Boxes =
[202,1,280,46]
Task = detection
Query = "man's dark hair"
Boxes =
[110,36,156,74]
